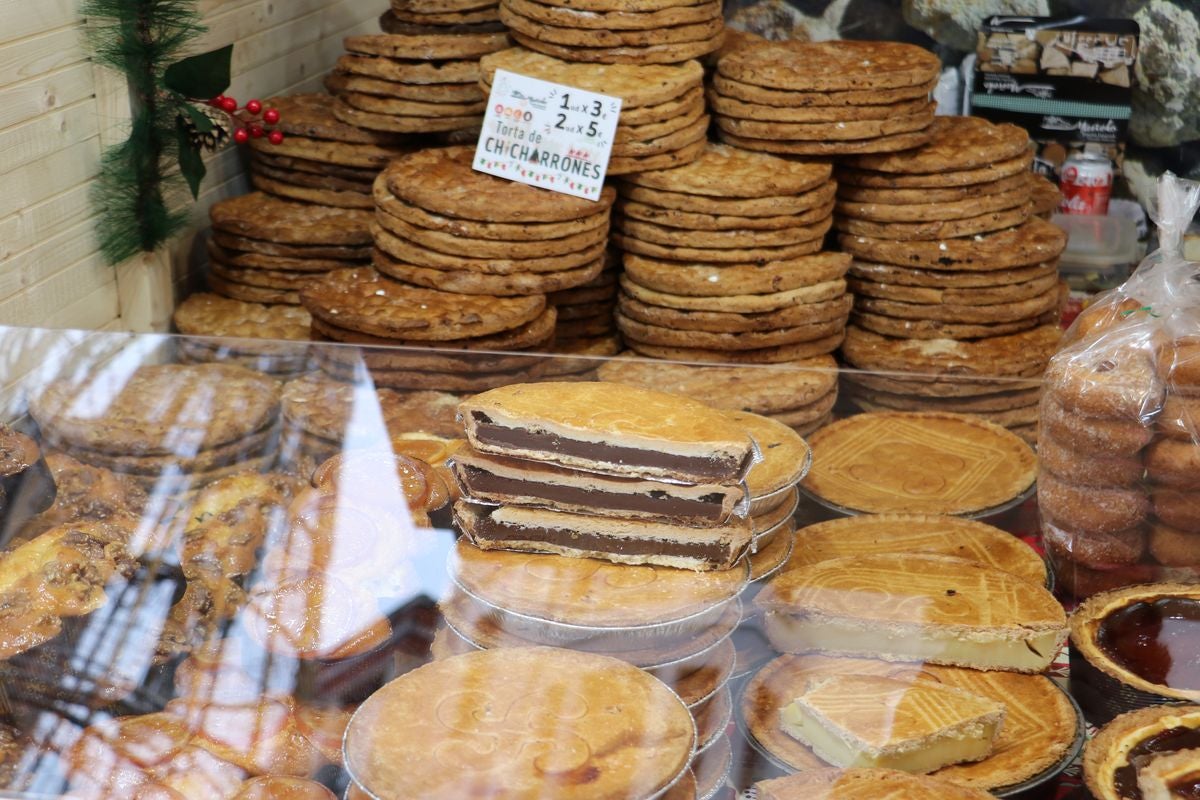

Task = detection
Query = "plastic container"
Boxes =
[1052,212,1141,326]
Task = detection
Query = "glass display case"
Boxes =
[0,324,1172,800]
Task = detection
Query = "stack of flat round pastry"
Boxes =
[172,293,312,377]
[300,267,555,391]
[440,539,746,757]
[479,48,708,174]
[840,324,1064,443]
[712,40,940,156]
[30,364,282,496]
[280,372,461,472]
[330,23,509,135]
[833,119,1068,441]
[207,193,374,306]
[542,259,622,376]
[385,0,499,28]
[612,144,851,364]
[727,410,810,583]
[372,146,614,298]
[247,94,418,210]
[1030,172,1062,219]
[596,355,840,437]
[496,0,723,65]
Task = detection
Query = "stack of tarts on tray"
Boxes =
[171,293,313,377]
[329,14,507,137]
[711,40,940,156]
[835,116,1067,443]
[245,94,420,210]
[727,404,1081,796]
[205,192,374,307]
[29,364,282,498]
[424,381,794,798]
[479,48,709,174]
[497,0,724,66]
[612,144,851,364]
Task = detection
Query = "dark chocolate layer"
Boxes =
[470,413,746,481]
[1098,597,1200,691]
[1114,725,1200,799]
[460,465,729,522]
[467,513,736,568]
[1169,771,1200,799]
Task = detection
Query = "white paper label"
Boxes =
[473,69,622,202]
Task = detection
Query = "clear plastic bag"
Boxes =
[1038,172,1200,598]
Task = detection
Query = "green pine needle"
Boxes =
[83,0,208,265]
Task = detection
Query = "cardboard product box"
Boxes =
[972,16,1139,180]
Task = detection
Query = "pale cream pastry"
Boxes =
[755,553,1067,672]
[1138,748,1200,800]
[780,674,1005,773]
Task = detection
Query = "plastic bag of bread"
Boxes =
[1039,173,1200,598]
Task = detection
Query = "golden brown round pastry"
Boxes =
[232,776,337,799]
[164,696,327,777]
[450,538,746,628]
[293,703,354,767]
[726,410,810,498]
[243,570,392,660]
[344,648,695,800]
[312,449,449,514]
[756,768,996,799]
[802,412,1036,515]
[1083,704,1200,800]
[265,487,407,580]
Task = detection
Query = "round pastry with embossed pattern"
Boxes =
[802,411,1036,515]
[344,647,696,800]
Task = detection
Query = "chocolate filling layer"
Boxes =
[470,413,746,481]
[1168,771,1200,800]
[1098,597,1200,691]
[468,515,733,567]
[460,466,730,521]
[1114,725,1200,799]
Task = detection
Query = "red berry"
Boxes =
[268,130,285,145]
[263,108,280,125]
[209,95,225,108]
[233,127,250,144]
[250,124,265,139]
[220,96,238,113]
[246,99,262,115]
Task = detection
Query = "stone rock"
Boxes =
[1128,0,1200,148]
[902,0,1051,52]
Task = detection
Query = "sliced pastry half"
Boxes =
[780,674,1005,773]
[454,500,753,571]
[755,552,1067,672]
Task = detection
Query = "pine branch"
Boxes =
[82,0,214,265]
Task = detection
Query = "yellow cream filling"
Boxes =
[780,703,1000,773]
[765,614,1060,671]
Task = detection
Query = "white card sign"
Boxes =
[474,69,622,201]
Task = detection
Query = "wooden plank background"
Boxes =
[0,0,384,334]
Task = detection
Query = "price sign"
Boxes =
[473,69,622,201]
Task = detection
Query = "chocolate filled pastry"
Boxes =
[450,448,746,525]
[454,499,753,571]
[458,381,758,483]
[1070,583,1200,725]
[1083,705,1200,800]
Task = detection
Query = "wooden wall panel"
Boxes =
[0,0,384,334]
